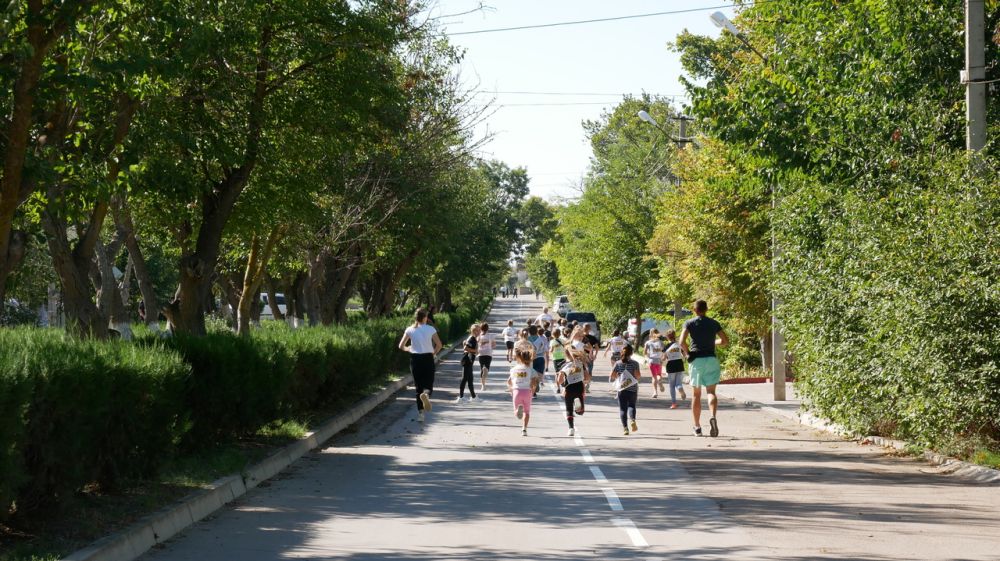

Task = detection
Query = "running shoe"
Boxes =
[623,427,630,436]
[516,404,524,420]
[454,397,463,404]
[651,393,658,398]
[567,427,575,437]
[521,429,528,437]
[630,420,638,433]
[420,391,432,412]
[678,386,687,400]
[670,403,679,409]
[573,398,584,416]
[417,411,425,423]
[693,426,702,436]
[709,417,719,437]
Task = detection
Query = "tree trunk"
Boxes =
[333,262,361,324]
[236,226,285,335]
[96,239,131,339]
[41,210,109,339]
[0,2,82,303]
[113,197,159,329]
[436,285,455,313]
[168,22,272,336]
[265,274,285,321]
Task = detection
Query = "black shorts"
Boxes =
[478,355,493,369]
[505,341,514,350]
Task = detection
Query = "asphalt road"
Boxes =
[143,297,1000,561]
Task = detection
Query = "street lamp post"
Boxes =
[637,109,694,329]
[710,10,786,400]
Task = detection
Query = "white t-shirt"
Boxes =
[509,364,534,390]
[608,336,626,354]
[502,326,518,342]
[530,335,547,357]
[535,313,553,325]
[644,339,664,364]
[404,323,437,354]
[665,342,684,362]
[478,333,494,356]
[561,359,586,385]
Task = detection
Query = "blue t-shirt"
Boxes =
[684,316,723,360]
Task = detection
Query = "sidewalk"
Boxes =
[714,381,805,422]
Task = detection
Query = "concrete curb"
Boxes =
[63,334,467,561]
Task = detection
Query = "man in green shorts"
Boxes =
[679,299,729,437]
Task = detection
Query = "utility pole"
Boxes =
[965,0,987,151]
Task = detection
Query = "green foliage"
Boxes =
[0,329,188,518]
[549,96,676,326]
[0,301,486,521]
[776,152,1000,449]
[670,0,1000,454]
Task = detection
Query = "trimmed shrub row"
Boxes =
[0,306,484,520]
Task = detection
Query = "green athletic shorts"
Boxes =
[689,356,721,387]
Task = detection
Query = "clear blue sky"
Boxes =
[431,1,736,201]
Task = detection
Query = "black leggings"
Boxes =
[563,381,585,427]
[618,390,637,427]
[478,355,493,371]
[460,359,477,398]
[411,353,435,410]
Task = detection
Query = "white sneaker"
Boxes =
[417,411,425,423]
[454,397,464,404]
[567,427,575,436]
[420,391,433,412]
[521,429,528,437]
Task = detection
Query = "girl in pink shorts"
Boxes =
[507,348,536,436]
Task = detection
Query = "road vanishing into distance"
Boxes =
[143,298,1000,561]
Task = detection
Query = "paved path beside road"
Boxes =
[143,297,1000,561]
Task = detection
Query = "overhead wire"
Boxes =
[448,3,775,36]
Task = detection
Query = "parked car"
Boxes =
[565,311,601,346]
[627,308,693,344]
[554,294,571,317]
[260,292,287,319]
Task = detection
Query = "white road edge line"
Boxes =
[580,449,595,463]
[590,466,608,483]
[602,488,624,511]
[612,517,649,547]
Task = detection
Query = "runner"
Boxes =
[397,308,443,423]
[610,343,642,435]
[506,348,536,436]
[557,327,587,436]
[644,328,666,398]
[502,319,518,362]
[478,322,494,390]
[582,324,599,393]
[679,300,729,437]
[604,329,627,373]
[535,306,553,326]
[663,329,688,409]
[456,324,479,402]
[527,325,548,396]
[500,285,507,298]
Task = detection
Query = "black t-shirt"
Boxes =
[464,335,478,359]
[684,316,723,360]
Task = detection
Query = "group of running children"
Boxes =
[400,300,726,438]
[455,307,698,438]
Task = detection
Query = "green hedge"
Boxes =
[0,306,486,520]
[776,151,1000,453]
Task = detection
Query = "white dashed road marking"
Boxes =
[612,517,650,547]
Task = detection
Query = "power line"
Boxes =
[448,4,752,36]
[474,90,688,98]
[500,102,618,106]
